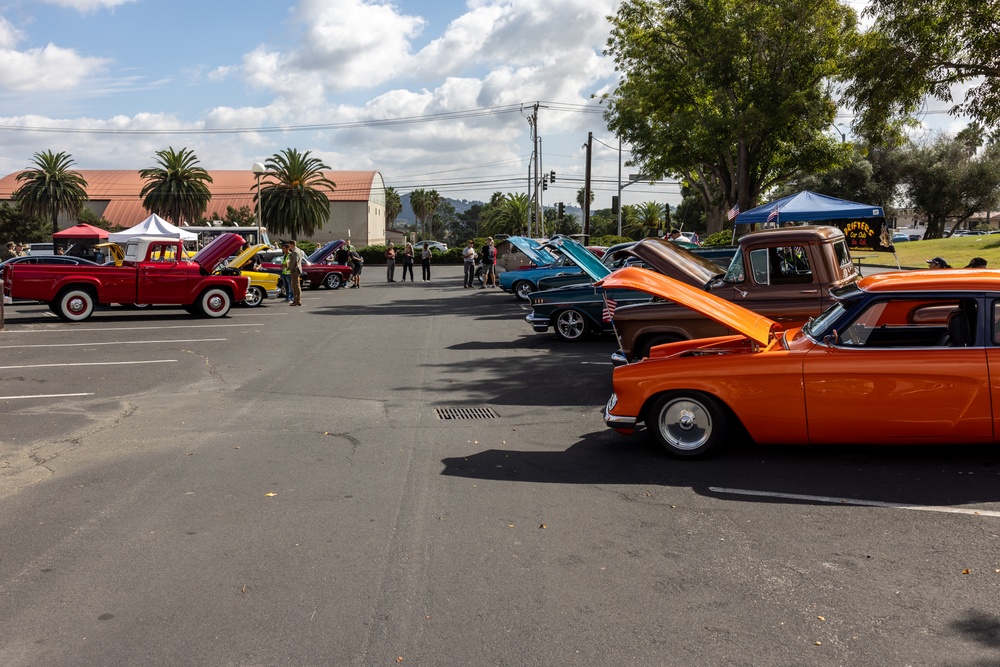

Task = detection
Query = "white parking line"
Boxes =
[1,324,262,333]
[0,360,178,370]
[709,487,1000,518]
[0,338,226,349]
[1,392,95,400]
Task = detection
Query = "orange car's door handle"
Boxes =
[800,289,818,294]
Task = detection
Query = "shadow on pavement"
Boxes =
[441,430,1000,507]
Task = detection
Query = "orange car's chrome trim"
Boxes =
[596,267,779,346]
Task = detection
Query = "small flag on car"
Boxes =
[727,203,740,220]
[602,296,618,323]
[767,207,779,223]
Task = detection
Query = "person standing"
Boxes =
[420,242,432,282]
[349,247,364,288]
[479,237,497,288]
[385,242,397,282]
[401,242,414,281]
[288,240,306,306]
[280,243,293,303]
[462,239,477,288]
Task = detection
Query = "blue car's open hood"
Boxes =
[506,236,558,266]
[545,237,612,282]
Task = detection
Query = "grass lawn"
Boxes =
[870,235,1000,269]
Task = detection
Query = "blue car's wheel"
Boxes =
[513,280,533,301]
[554,308,588,342]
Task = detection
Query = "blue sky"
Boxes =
[0,0,971,211]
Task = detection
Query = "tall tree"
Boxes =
[12,150,89,234]
[258,148,337,241]
[899,135,1000,238]
[846,0,1000,143]
[451,203,484,242]
[410,189,442,239]
[385,186,402,228]
[604,0,856,232]
[482,193,530,236]
[139,147,214,225]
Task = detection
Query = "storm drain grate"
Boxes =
[435,407,499,420]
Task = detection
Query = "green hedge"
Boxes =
[360,243,466,265]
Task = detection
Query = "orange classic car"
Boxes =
[599,266,1000,458]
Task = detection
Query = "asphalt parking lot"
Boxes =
[2,265,1000,666]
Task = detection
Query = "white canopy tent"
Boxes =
[108,214,197,243]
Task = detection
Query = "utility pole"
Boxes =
[532,102,540,238]
[584,131,593,244]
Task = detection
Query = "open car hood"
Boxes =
[228,243,270,269]
[506,236,558,266]
[596,266,779,346]
[308,239,345,264]
[192,233,246,273]
[546,237,611,282]
[614,238,724,288]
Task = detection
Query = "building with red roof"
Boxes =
[0,170,388,246]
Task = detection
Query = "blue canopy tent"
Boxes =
[735,191,884,224]
[735,190,892,253]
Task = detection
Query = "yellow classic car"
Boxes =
[225,244,280,307]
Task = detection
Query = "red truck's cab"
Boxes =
[3,233,250,321]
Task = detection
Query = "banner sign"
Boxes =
[836,218,894,252]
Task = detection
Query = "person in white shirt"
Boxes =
[462,240,477,288]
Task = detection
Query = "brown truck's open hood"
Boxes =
[613,238,724,289]
[193,233,246,273]
[596,266,779,346]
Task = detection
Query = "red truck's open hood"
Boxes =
[192,233,246,273]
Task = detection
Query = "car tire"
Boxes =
[197,288,231,318]
[647,391,727,459]
[324,273,342,289]
[244,285,264,307]
[554,308,589,342]
[55,287,96,322]
[513,280,533,301]
[636,333,684,360]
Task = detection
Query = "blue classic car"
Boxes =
[525,236,725,342]
[497,236,583,300]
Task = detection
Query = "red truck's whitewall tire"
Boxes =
[56,288,96,322]
[197,288,231,317]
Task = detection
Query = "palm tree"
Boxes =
[258,148,336,240]
[624,201,666,239]
[410,189,442,239]
[139,147,214,225]
[482,193,530,236]
[576,187,595,210]
[12,150,89,234]
[385,187,402,228]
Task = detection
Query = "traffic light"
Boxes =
[542,177,547,191]
[611,195,620,214]
[550,170,556,183]
[558,202,565,219]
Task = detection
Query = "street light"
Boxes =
[251,162,266,245]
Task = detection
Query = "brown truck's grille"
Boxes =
[434,407,499,420]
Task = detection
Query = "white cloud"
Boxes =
[0,17,24,49]
[41,0,136,11]
[0,43,109,92]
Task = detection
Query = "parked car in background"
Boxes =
[260,240,353,290]
[413,240,448,252]
[0,255,98,268]
[892,232,910,243]
[601,266,1000,458]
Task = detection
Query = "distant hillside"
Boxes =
[394,193,582,226]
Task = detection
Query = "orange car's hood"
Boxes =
[595,266,779,346]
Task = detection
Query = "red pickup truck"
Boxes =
[2,232,250,321]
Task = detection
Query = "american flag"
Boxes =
[602,296,618,323]
[727,203,740,220]
[767,208,779,223]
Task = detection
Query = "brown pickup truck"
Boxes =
[611,226,860,363]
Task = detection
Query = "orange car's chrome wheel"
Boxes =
[649,392,727,458]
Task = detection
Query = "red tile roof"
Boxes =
[0,169,379,228]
